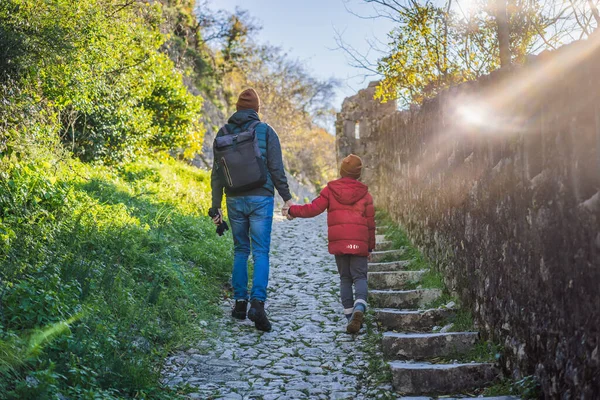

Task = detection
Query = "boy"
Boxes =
[286,154,375,333]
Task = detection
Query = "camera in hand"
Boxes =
[208,208,229,236]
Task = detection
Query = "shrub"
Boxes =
[0,157,232,398]
[1,0,204,163]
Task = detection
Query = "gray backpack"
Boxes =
[214,121,267,193]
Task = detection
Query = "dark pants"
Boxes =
[335,255,368,315]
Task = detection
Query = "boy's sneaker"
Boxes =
[346,309,364,334]
[248,300,272,332]
[231,300,248,320]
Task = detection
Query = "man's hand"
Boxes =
[211,208,223,225]
[282,199,294,220]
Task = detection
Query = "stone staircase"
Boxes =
[368,226,516,398]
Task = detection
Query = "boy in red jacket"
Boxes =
[287,154,376,333]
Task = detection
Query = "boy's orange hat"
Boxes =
[340,154,362,179]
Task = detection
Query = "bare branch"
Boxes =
[569,0,591,36]
[363,0,410,15]
[342,0,402,22]
[588,0,600,29]
[332,27,381,75]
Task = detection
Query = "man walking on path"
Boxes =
[210,88,293,332]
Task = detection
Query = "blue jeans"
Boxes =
[226,196,274,302]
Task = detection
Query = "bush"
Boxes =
[0,156,232,398]
[0,1,233,397]
[1,0,204,163]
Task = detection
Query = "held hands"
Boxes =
[282,199,295,220]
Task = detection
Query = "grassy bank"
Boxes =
[0,155,232,398]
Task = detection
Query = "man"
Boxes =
[210,88,293,332]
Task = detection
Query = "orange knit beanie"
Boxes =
[340,154,363,179]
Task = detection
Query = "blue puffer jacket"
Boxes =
[211,109,292,208]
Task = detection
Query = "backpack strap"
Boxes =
[221,124,230,135]
[247,121,261,132]
[253,122,269,163]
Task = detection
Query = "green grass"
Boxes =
[0,155,233,399]
[482,380,518,396]
[358,312,396,400]
[376,248,429,267]
[402,269,445,290]
[376,214,431,272]
[420,292,455,310]
[432,340,503,364]
[483,376,541,399]
[448,307,475,331]
[380,224,413,251]
[430,374,541,399]
[375,211,452,307]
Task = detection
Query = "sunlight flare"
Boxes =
[455,103,490,129]
[457,0,478,14]
[27,313,84,357]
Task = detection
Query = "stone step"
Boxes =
[370,249,407,263]
[368,270,425,290]
[373,308,454,332]
[375,240,393,251]
[397,396,520,400]
[376,226,389,234]
[389,361,499,395]
[375,234,387,242]
[368,260,413,272]
[382,332,479,360]
[370,289,442,309]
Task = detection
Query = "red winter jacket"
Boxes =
[288,177,376,256]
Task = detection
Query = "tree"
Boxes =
[343,1,501,104]
[1,0,205,163]
[190,2,260,94]
[341,0,600,105]
[494,0,512,67]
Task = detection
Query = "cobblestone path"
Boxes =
[162,213,387,399]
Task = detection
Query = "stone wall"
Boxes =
[337,38,600,398]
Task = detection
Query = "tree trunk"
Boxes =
[495,0,511,68]
[589,0,600,32]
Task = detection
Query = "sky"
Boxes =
[208,0,396,111]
